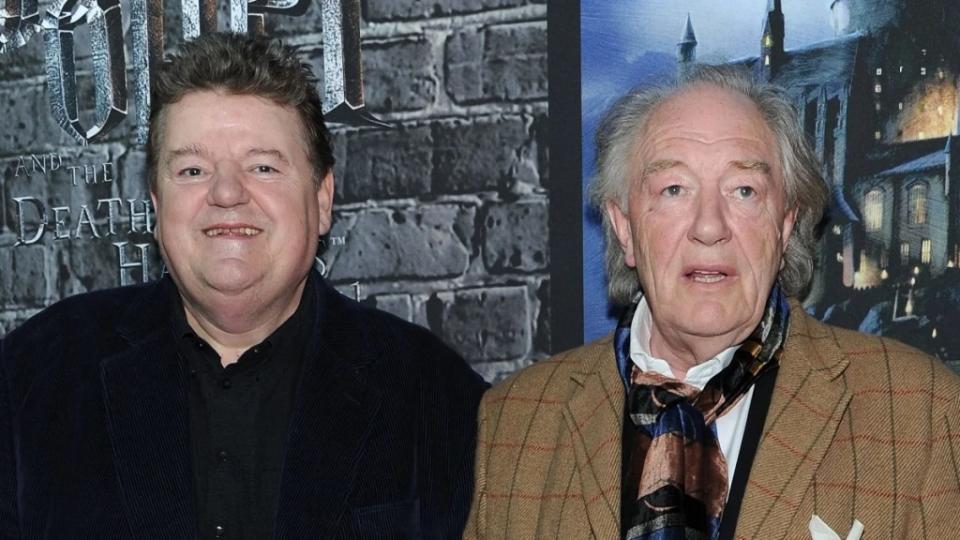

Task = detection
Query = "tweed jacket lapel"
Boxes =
[734,305,852,538]
[100,280,196,538]
[562,341,623,537]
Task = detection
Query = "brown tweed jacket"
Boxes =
[464,307,960,539]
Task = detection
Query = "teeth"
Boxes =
[690,271,725,283]
[204,227,260,237]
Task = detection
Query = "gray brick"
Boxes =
[535,278,550,353]
[445,22,547,103]
[0,83,83,151]
[365,0,524,21]
[363,38,437,113]
[327,205,471,281]
[432,116,527,193]
[342,125,432,201]
[483,199,548,272]
[0,35,46,81]
[0,244,47,305]
[372,293,413,321]
[427,286,530,362]
[56,238,160,297]
[118,147,150,201]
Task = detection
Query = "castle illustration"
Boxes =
[678,0,960,363]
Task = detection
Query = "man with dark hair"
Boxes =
[465,65,960,539]
[0,32,486,539]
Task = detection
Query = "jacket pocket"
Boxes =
[351,498,421,539]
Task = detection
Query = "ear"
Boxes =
[781,206,798,251]
[316,170,335,236]
[150,189,160,240]
[604,199,637,268]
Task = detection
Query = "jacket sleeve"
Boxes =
[462,397,488,540]
[0,339,19,540]
[913,393,960,539]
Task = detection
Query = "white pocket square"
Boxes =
[809,514,864,540]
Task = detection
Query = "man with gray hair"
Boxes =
[465,65,960,539]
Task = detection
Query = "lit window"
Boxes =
[876,68,883,76]
[901,242,911,264]
[875,130,882,140]
[864,189,884,232]
[921,239,932,264]
[764,55,770,66]
[922,48,927,56]
[898,102,904,110]
[875,84,882,93]
[921,67,927,76]
[909,182,928,225]
[875,102,882,111]
[899,65,904,73]
[764,35,773,47]
[939,69,945,80]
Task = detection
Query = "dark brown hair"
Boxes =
[146,32,334,189]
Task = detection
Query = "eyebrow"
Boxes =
[639,159,772,180]
[246,148,290,164]
[730,159,772,174]
[167,144,207,160]
[640,159,682,180]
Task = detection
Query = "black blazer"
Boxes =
[0,273,487,539]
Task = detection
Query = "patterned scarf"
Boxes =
[617,284,790,540]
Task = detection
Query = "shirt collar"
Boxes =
[628,296,739,389]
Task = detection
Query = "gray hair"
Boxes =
[589,64,829,304]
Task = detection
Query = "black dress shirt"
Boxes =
[170,277,314,540]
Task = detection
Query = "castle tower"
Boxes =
[760,0,785,80]
[677,13,698,77]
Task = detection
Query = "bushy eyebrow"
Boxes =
[640,159,682,180]
[730,159,771,174]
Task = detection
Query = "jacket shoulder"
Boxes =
[482,336,613,415]
[800,312,960,406]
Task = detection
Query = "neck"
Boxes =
[647,324,749,380]
[179,278,307,367]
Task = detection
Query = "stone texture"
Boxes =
[483,199,548,272]
[427,285,530,362]
[372,293,413,321]
[432,115,528,193]
[445,23,548,103]
[362,38,437,113]
[365,0,525,21]
[327,205,472,281]
[0,243,48,306]
[341,125,432,201]
[0,3,552,381]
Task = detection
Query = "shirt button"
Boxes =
[252,346,260,355]
[214,525,225,538]
[221,378,231,389]
[217,450,229,463]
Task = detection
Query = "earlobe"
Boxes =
[605,200,637,268]
[781,206,798,251]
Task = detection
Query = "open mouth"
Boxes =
[203,226,262,238]
[686,270,728,283]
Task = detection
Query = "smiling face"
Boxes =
[606,84,796,363]
[152,90,333,321]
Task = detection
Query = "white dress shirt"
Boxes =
[628,297,754,492]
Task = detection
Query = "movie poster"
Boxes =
[0,0,550,380]
[578,0,960,372]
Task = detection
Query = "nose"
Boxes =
[687,187,731,245]
[206,162,250,207]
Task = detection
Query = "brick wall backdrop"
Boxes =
[0,0,549,381]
